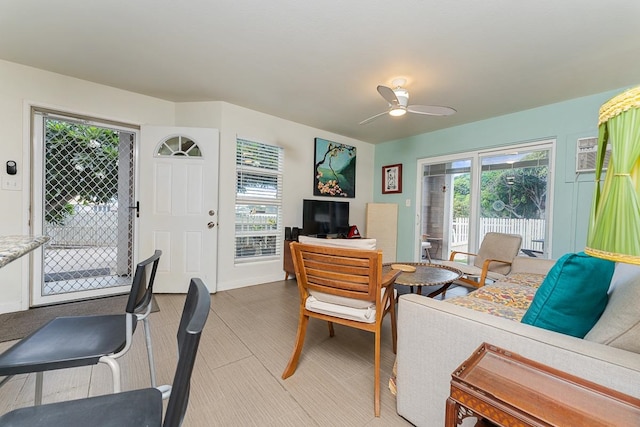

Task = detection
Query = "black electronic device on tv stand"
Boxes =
[302,199,350,238]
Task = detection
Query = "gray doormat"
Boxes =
[0,295,159,343]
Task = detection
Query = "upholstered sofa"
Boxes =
[395,256,640,426]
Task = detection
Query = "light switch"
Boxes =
[2,177,21,191]
[405,199,411,207]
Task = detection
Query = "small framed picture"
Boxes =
[382,164,402,194]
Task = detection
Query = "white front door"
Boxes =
[139,126,219,293]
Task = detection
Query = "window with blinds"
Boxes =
[235,137,284,262]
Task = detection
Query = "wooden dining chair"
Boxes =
[281,242,401,417]
[0,250,162,405]
[0,278,210,427]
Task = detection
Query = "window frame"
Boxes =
[234,137,284,264]
[414,139,555,260]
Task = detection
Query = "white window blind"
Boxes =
[235,137,284,262]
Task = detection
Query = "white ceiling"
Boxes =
[1,1,639,144]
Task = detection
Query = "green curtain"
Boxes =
[586,86,640,264]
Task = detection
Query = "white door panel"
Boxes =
[140,126,219,293]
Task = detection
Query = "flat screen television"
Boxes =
[302,199,350,237]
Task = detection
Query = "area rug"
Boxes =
[0,295,159,343]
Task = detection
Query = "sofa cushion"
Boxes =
[445,293,528,321]
[465,282,537,310]
[584,263,640,353]
[510,256,556,276]
[521,252,615,338]
[496,272,547,289]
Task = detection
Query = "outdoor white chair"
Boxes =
[421,234,432,262]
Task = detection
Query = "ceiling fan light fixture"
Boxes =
[359,81,455,125]
[393,88,409,107]
[389,107,406,117]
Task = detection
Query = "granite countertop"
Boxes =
[0,235,50,268]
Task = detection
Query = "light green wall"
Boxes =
[374,87,629,261]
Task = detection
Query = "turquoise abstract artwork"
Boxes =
[313,138,356,198]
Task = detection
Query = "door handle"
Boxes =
[129,201,140,218]
[207,222,215,229]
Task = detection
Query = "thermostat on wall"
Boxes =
[6,161,16,175]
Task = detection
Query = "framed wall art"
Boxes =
[313,137,356,198]
[382,163,402,194]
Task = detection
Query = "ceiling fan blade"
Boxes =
[359,110,389,125]
[377,85,399,106]
[407,105,457,116]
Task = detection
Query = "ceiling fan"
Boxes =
[359,78,456,125]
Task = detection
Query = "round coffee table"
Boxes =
[383,262,462,298]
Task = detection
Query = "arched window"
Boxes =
[156,135,202,157]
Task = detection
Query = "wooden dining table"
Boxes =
[383,262,462,298]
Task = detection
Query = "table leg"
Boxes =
[445,398,458,427]
[426,282,453,299]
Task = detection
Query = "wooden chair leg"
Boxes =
[327,321,334,337]
[374,329,381,417]
[282,312,309,379]
[389,296,397,354]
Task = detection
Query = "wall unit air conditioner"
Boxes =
[576,137,611,173]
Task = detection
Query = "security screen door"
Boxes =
[31,110,137,306]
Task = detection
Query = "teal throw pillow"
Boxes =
[521,252,615,338]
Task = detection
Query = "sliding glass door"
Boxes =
[479,145,552,256]
[418,157,474,261]
[416,140,554,262]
